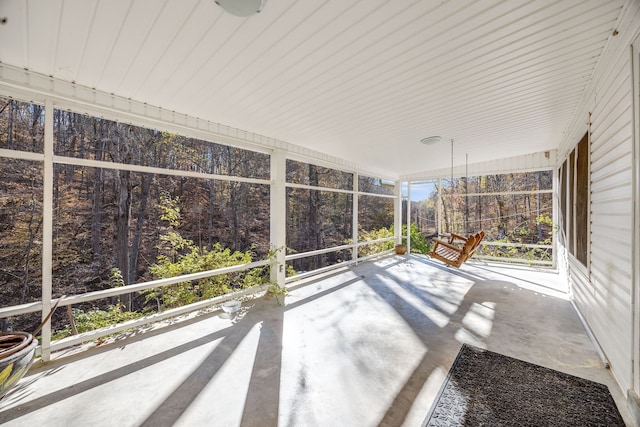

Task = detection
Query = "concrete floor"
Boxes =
[0,255,633,426]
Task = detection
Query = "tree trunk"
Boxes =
[490,176,505,239]
[112,126,133,311]
[496,198,505,238]
[442,184,450,234]
[115,168,132,310]
[91,123,104,271]
[29,104,43,152]
[129,173,152,284]
[537,171,543,242]
[207,179,215,250]
[231,181,240,250]
[476,176,482,232]
[464,176,469,234]
[308,164,324,269]
[7,100,14,149]
[53,110,61,212]
[20,210,42,304]
[344,193,352,260]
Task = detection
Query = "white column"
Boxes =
[352,173,359,262]
[552,167,558,270]
[270,149,286,287]
[41,99,54,361]
[405,182,411,251]
[394,180,402,246]
[437,178,442,237]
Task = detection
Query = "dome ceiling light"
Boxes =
[215,0,267,17]
[420,136,442,145]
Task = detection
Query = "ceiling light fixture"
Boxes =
[420,136,441,145]
[215,0,267,17]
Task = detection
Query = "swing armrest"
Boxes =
[448,233,468,244]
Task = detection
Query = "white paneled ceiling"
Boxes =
[0,0,625,176]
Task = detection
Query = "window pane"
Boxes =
[444,171,553,193]
[459,193,553,244]
[285,250,352,276]
[0,98,44,153]
[359,194,394,237]
[286,187,353,271]
[52,163,270,311]
[47,110,273,327]
[0,158,43,331]
[476,243,552,263]
[441,192,552,243]
[53,110,269,179]
[408,181,439,239]
[575,134,589,265]
[560,161,567,241]
[441,171,553,240]
[286,159,353,190]
[568,149,576,255]
[359,175,395,195]
[439,178,464,234]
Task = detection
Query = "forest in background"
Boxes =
[0,98,393,335]
[407,172,553,261]
[1,97,551,337]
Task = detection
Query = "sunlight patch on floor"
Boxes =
[462,302,496,338]
[401,365,448,427]
[175,322,262,426]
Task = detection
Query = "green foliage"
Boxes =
[392,223,431,254]
[264,246,290,304]
[146,194,268,310]
[52,305,143,341]
[536,214,553,228]
[267,281,289,303]
[357,222,432,256]
[478,237,552,264]
[110,268,125,287]
[148,242,266,310]
[358,227,393,256]
[158,192,181,227]
[471,213,552,264]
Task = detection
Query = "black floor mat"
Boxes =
[423,344,625,426]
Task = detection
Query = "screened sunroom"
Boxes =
[0,1,639,426]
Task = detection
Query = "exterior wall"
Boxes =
[558,0,640,399]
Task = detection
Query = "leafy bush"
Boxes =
[391,223,432,254]
[478,237,552,264]
[145,194,268,310]
[147,242,267,310]
[52,305,143,340]
[358,227,393,256]
[357,222,432,256]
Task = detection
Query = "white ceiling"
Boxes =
[0,0,625,176]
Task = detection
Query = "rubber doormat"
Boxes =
[423,344,625,426]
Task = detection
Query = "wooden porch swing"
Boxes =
[429,231,485,268]
[428,141,485,267]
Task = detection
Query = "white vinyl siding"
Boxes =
[559,0,639,394]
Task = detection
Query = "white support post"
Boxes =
[405,182,411,251]
[270,149,286,288]
[41,99,54,361]
[353,173,359,262]
[394,180,402,247]
[552,167,558,270]
[571,148,577,260]
[437,178,442,237]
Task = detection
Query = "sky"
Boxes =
[402,181,437,202]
